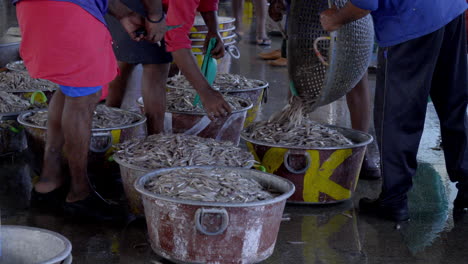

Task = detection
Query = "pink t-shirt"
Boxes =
[163,0,219,52]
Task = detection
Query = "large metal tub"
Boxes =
[135,166,295,264]
[114,153,255,216]
[17,108,146,171]
[137,95,252,145]
[167,81,269,128]
[242,126,373,204]
[0,225,72,264]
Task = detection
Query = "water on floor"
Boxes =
[1,1,468,263]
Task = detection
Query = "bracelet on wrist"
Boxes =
[146,13,165,23]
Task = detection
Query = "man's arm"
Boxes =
[172,49,232,119]
[140,0,166,43]
[200,11,224,59]
[320,1,372,32]
[108,0,145,41]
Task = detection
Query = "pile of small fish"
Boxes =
[0,91,31,113]
[167,73,266,91]
[0,71,58,92]
[244,120,354,148]
[115,134,255,170]
[6,61,27,72]
[24,105,141,128]
[167,88,246,112]
[144,167,276,203]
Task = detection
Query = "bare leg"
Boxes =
[142,63,170,135]
[253,0,270,44]
[62,91,101,202]
[346,72,371,133]
[34,90,66,193]
[347,73,380,179]
[232,0,244,37]
[106,61,135,108]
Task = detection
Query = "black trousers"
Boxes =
[374,14,468,205]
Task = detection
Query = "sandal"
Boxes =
[256,38,272,46]
[30,185,68,209]
[63,191,126,222]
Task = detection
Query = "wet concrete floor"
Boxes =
[1,2,468,263]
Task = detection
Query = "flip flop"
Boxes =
[30,185,68,209]
[63,191,126,222]
[256,38,272,46]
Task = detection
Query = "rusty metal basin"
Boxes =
[16,109,146,171]
[137,95,252,145]
[241,125,373,204]
[167,81,268,128]
[134,166,295,264]
[114,154,255,216]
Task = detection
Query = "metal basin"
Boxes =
[134,166,295,264]
[241,125,373,204]
[17,108,146,171]
[114,152,255,216]
[137,94,252,145]
[0,225,72,264]
[0,42,20,67]
[167,81,268,128]
[191,16,235,32]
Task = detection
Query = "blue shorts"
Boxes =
[59,85,102,97]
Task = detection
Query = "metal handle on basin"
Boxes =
[226,45,240,59]
[195,208,229,236]
[283,150,311,174]
[89,131,113,153]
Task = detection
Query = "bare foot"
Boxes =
[34,151,64,193]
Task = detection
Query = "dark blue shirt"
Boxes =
[351,0,468,47]
[12,0,108,25]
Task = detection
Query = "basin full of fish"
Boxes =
[144,167,277,203]
[167,73,267,91]
[23,105,142,129]
[114,134,255,170]
[244,119,354,148]
[0,71,58,92]
[0,91,32,113]
[166,88,248,113]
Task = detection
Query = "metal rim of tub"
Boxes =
[134,165,296,208]
[241,124,373,150]
[189,33,236,43]
[113,148,256,172]
[136,93,253,115]
[189,26,236,36]
[1,109,34,121]
[2,225,72,264]
[191,40,236,49]
[193,17,235,27]
[0,41,20,47]
[16,108,147,132]
[167,79,269,93]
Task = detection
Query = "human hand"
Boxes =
[200,89,232,120]
[119,12,145,41]
[268,0,286,22]
[204,31,225,59]
[320,6,343,32]
[144,15,167,44]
